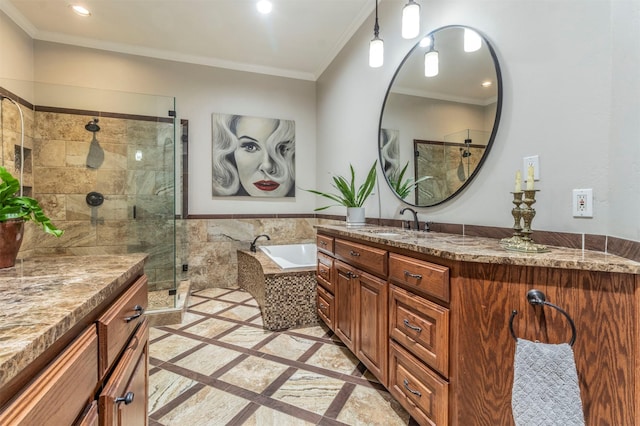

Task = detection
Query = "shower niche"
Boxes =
[0,80,182,311]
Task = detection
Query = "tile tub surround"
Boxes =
[0,253,147,390]
[237,250,318,330]
[315,224,640,274]
[149,287,415,425]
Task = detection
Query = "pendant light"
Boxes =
[401,0,420,39]
[369,0,383,68]
[464,28,482,52]
[424,36,438,77]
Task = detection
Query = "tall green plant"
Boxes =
[388,162,430,199]
[306,162,377,211]
[0,166,63,237]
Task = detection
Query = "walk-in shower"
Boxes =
[0,79,185,313]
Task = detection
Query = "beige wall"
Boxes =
[0,10,34,97]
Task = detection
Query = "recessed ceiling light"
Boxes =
[256,0,273,14]
[481,81,493,88]
[71,5,91,17]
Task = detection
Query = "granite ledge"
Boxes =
[0,253,147,389]
[315,224,640,275]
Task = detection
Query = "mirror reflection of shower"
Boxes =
[458,138,472,182]
[85,117,104,169]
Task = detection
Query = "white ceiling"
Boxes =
[1,0,374,81]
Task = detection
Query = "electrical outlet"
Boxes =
[523,155,540,180]
[572,189,593,217]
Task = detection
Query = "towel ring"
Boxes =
[509,289,577,346]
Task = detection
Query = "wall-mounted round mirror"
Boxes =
[379,25,502,207]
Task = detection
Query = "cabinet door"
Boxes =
[356,271,388,386]
[334,261,356,351]
[99,319,149,426]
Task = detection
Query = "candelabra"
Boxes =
[500,189,549,253]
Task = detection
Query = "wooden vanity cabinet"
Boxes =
[334,259,389,386]
[0,273,149,426]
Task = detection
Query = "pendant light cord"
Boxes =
[374,0,380,37]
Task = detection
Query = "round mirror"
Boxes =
[379,25,502,207]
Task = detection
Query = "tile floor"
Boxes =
[148,287,417,426]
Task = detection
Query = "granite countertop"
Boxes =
[316,224,640,275]
[0,254,147,390]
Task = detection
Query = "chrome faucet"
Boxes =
[250,234,270,252]
[400,207,420,231]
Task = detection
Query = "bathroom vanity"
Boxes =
[315,224,640,426]
[0,254,148,426]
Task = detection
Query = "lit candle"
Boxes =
[526,164,535,190]
[514,170,522,192]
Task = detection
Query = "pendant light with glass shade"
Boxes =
[401,0,420,39]
[369,0,383,68]
[424,35,439,77]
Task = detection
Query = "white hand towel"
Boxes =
[512,338,585,426]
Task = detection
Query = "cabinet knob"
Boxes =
[124,304,145,323]
[115,391,135,405]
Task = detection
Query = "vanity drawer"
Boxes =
[317,252,334,293]
[317,285,335,330]
[335,239,388,277]
[389,341,448,426]
[97,275,148,379]
[390,285,449,377]
[389,253,449,303]
[0,326,98,426]
[316,234,334,254]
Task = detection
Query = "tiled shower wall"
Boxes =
[17,110,176,292]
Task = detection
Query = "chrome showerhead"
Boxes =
[85,118,100,132]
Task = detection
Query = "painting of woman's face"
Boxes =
[233,116,293,197]
[211,113,295,198]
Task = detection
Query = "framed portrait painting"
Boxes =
[211,113,295,197]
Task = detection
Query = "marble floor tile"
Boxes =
[194,287,236,298]
[173,344,243,376]
[181,317,237,339]
[189,299,234,315]
[149,334,203,362]
[304,343,361,375]
[217,325,273,349]
[216,289,254,303]
[149,287,413,426]
[270,370,346,415]
[148,369,199,415]
[337,384,410,426]
[258,333,317,361]
[242,405,316,426]
[217,355,290,393]
[159,385,249,425]
[217,304,261,321]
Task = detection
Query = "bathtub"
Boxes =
[259,244,317,270]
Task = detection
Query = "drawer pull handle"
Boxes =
[349,250,361,257]
[404,270,422,280]
[319,302,327,310]
[124,304,145,323]
[320,241,327,246]
[403,379,422,397]
[346,271,359,279]
[403,319,422,333]
[115,391,135,405]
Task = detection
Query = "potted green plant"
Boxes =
[0,166,63,268]
[306,161,377,226]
